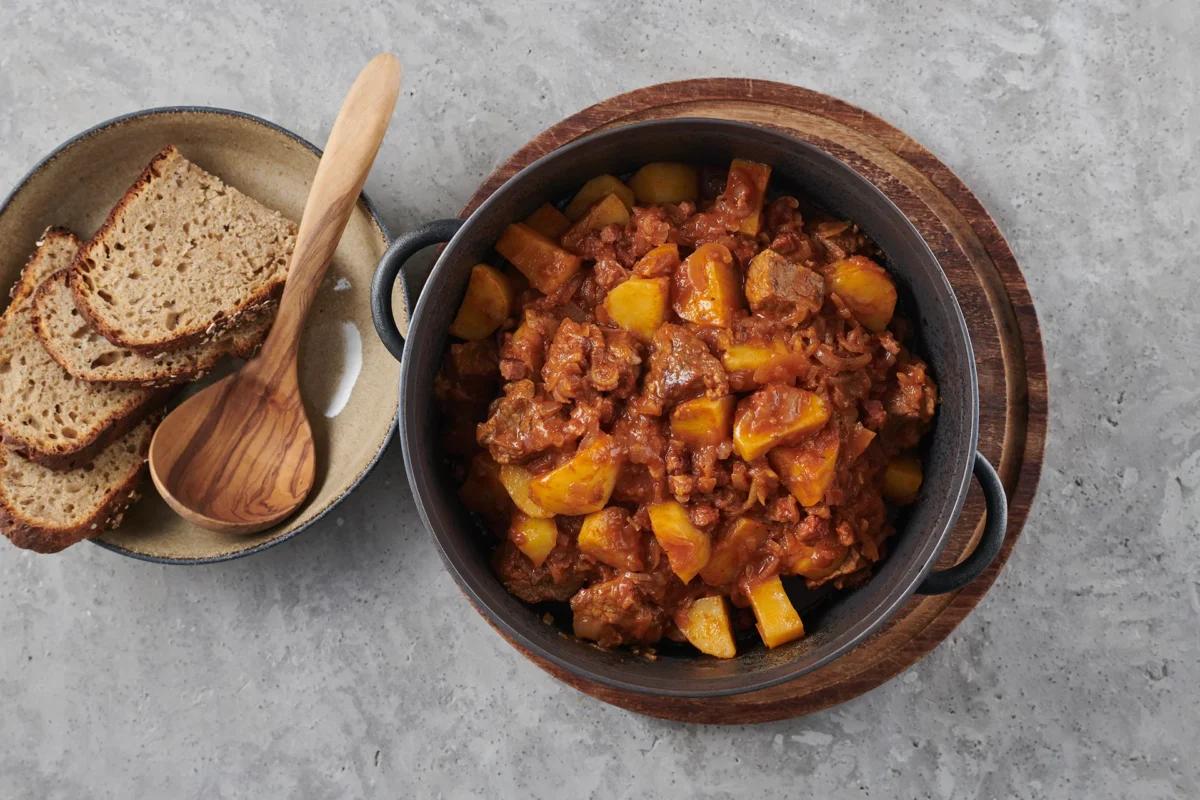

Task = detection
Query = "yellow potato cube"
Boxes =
[632,243,681,278]
[669,395,735,447]
[721,341,790,373]
[732,385,830,461]
[828,256,897,332]
[787,542,849,581]
[882,455,923,505]
[628,162,700,204]
[528,434,622,515]
[726,159,771,235]
[524,203,571,240]
[673,242,743,328]
[498,464,554,518]
[675,596,736,659]
[700,517,769,586]
[566,193,630,237]
[448,264,515,340]
[509,512,558,568]
[647,500,712,584]
[748,575,805,648]
[769,428,840,507]
[564,174,635,221]
[495,223,582,294]
[578,507,645,571]
[601,277,670,340]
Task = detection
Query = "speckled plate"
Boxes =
[0,107,406,562]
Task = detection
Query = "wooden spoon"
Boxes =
[149,53,402,534]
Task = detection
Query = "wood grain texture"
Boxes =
[460,78,1048,723]
[149,54,402,534]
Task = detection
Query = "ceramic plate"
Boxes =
[0,107,405,562]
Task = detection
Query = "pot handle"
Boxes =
[370,218,464,362]
[916,451,1008,595]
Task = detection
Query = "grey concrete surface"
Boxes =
[1,1,1196,797]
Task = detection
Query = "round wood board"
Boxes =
[460,79,1047,723]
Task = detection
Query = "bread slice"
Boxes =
[70,145,297,355]
[33,269,273,386]
[0,231,163,469]
[0,419,152,553]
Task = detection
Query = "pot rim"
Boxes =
[399,117,979,697]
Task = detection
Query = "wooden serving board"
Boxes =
[460,79,1047,723]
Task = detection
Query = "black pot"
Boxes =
[370,118,1007,698]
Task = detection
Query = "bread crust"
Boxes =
[0,430,150,553]
[0,386,165,471]
[68,145,292,355]
[32,269,274,387]
[0,235,164,470]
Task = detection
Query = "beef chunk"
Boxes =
[637,324,729,415]
[745,249,825,324]
[541,318,643,403]
[477,379,580,463]
[570,574,670,647]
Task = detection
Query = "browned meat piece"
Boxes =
[493,539,597,604]
[477,379,580,464]
[882,359,938,451]
[637,324,729,415]
[745,249,825,324]
[499,308,559,382]
[811,218,871,261]
[541,319,643,403]
[570,573,670,647]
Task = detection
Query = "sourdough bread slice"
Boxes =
[70,145,297,355]
[0,232,162,469]
[0,419,152,553]
[8,227,76,305]
[33,269,273,386]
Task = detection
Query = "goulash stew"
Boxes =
[435,160,937,658]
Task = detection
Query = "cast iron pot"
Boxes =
[370,118,1007,698]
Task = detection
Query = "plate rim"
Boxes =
[0,104,401,565]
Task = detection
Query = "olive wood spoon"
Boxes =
[149,53,402,534]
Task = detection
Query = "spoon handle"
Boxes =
[259,53,403,367]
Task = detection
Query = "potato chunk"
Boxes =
[528,434,622,515]
[788,541,849,581]
[828,255,897,332]
[748,575,805,648]
[647,500,712,584]
[769,428,840,507]
[524,202,571,240]
[498,464,554,518]
[726,159,771,235]
[721,341,789,373]
[673,242,742,328]
[629,162,700,204]
[509,512,558,568]
[632,243,681,278]
[495,223,582,294]
[565,174,635,221]
[669,395,735,447]
[578,507,645,571]
[566,193,630,235]
[882,455,923,505]
[675,596,736,658]
[601,276,670,340]
[700,517,769,586]
[733,385,830,461]
[448,264,515,340]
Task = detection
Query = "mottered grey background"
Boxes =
[1,1,1197,798]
